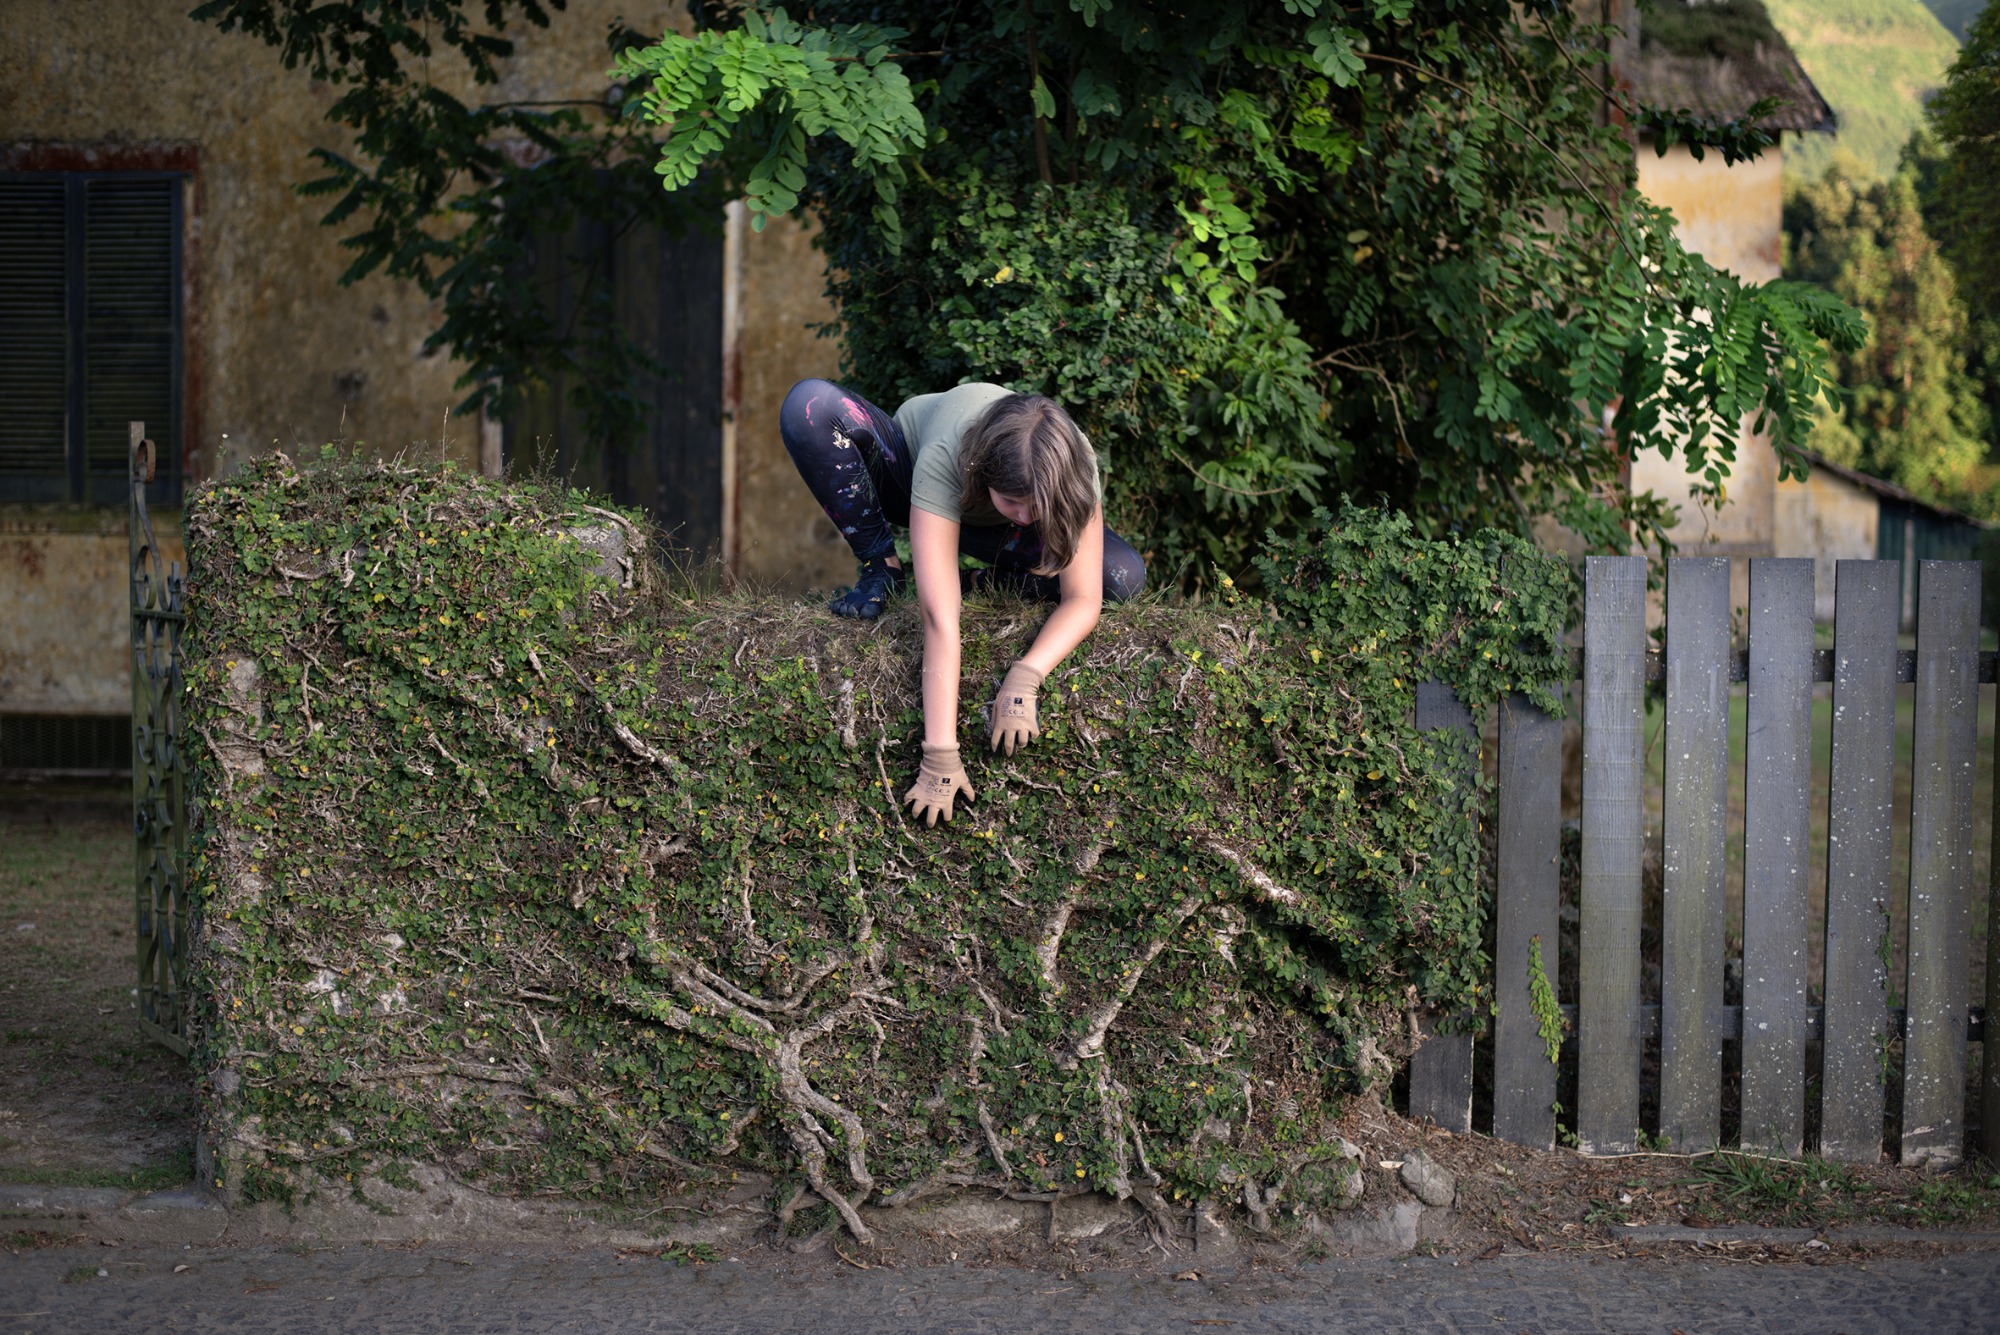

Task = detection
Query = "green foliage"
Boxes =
[615,8,926,237]
[188,0,721,467]
[183,460,1570,1228]
[1642,0,1789,63]
[1785,144,1995,517]
[623,0,1861,585]
[1763,0,1962,189]
[1635,97,1785,169]
[1526,935,1562,1067]
[1919,0,2000,457]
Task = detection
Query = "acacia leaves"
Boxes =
[616,9,926,235]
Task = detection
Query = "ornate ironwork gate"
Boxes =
[131,420,191,1056]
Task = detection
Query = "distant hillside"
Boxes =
[1762,0,1960,187]
[1921,0,1986,40]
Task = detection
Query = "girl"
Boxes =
[779,379,1147,827]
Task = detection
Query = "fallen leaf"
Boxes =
[1174,1269,1202,1281]
[1379,1160,1404,1170]
[1476,1243,1504,1261]
[173,1264,189,1274]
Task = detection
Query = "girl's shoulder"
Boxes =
[895,383,1014,451]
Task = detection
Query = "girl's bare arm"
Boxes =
[909,507,964,747]
[1021,505,1104,676]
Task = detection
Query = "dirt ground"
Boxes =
[0,791,195,1188]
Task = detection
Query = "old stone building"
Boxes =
[1,0,851,773]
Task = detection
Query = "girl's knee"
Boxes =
[781,378,839,425]
[1104,550,1147,603]
[780,380,845,462]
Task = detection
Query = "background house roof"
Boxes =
[1805,449,1993,529]
[1626,0,1837,135]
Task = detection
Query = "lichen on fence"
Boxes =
[183,456,1570,1238]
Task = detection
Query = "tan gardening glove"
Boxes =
[904,742,976,826]
[988,660,1045,756]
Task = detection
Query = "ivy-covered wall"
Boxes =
[183,458,1569,1238]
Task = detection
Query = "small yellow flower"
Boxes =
[1134,872,1146,881]
[1075,1167,1086,1178]
[1053,1132,1064,1143]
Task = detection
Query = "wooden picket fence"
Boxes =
[1408,556,1992,1165]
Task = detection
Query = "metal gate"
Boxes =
[130,420,191,1056]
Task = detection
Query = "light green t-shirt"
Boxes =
[896,382,1103,527]
[898,382,1014,528]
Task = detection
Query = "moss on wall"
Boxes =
[183,458,1568,1236]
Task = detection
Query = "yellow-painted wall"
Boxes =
[0,510,183,715]
[1773,467,1880,622]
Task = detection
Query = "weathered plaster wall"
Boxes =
[1635,142,1784,284]
[0,2,726,715]
[0,0,688,475]
[1774,467,1879,622]
[734,213,851,592]
[0,511,183,715]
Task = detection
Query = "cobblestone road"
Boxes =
[6,1244,2000,1333]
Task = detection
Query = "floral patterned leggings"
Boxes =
[778,378,1147,602]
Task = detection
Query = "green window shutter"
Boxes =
[0,177,71,500]
[83,177,180,505]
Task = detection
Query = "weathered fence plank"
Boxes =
[1578,555,1647,1155]
[1820,560,1900,1164]
[1901,561,1982,1166]
[1987,678,2000,1166]
[1492,692,1563,1149]
[1740,558,1815,1156]
[1660,558,1731,1153]
[1408,681,1476,1133]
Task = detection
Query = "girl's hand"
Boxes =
[904,742,976,826]
[989,660,1044,755]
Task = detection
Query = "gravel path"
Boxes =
[6,1242,1999,1333]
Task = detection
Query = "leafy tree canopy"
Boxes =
[196,1,1865,583]
[623,0,1862,581]
[1918,0,2000,460]
[1786,143,1993,516]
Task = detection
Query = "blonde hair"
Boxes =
[957,394,1099,574]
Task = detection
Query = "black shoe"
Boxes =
[829,556,907,619]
